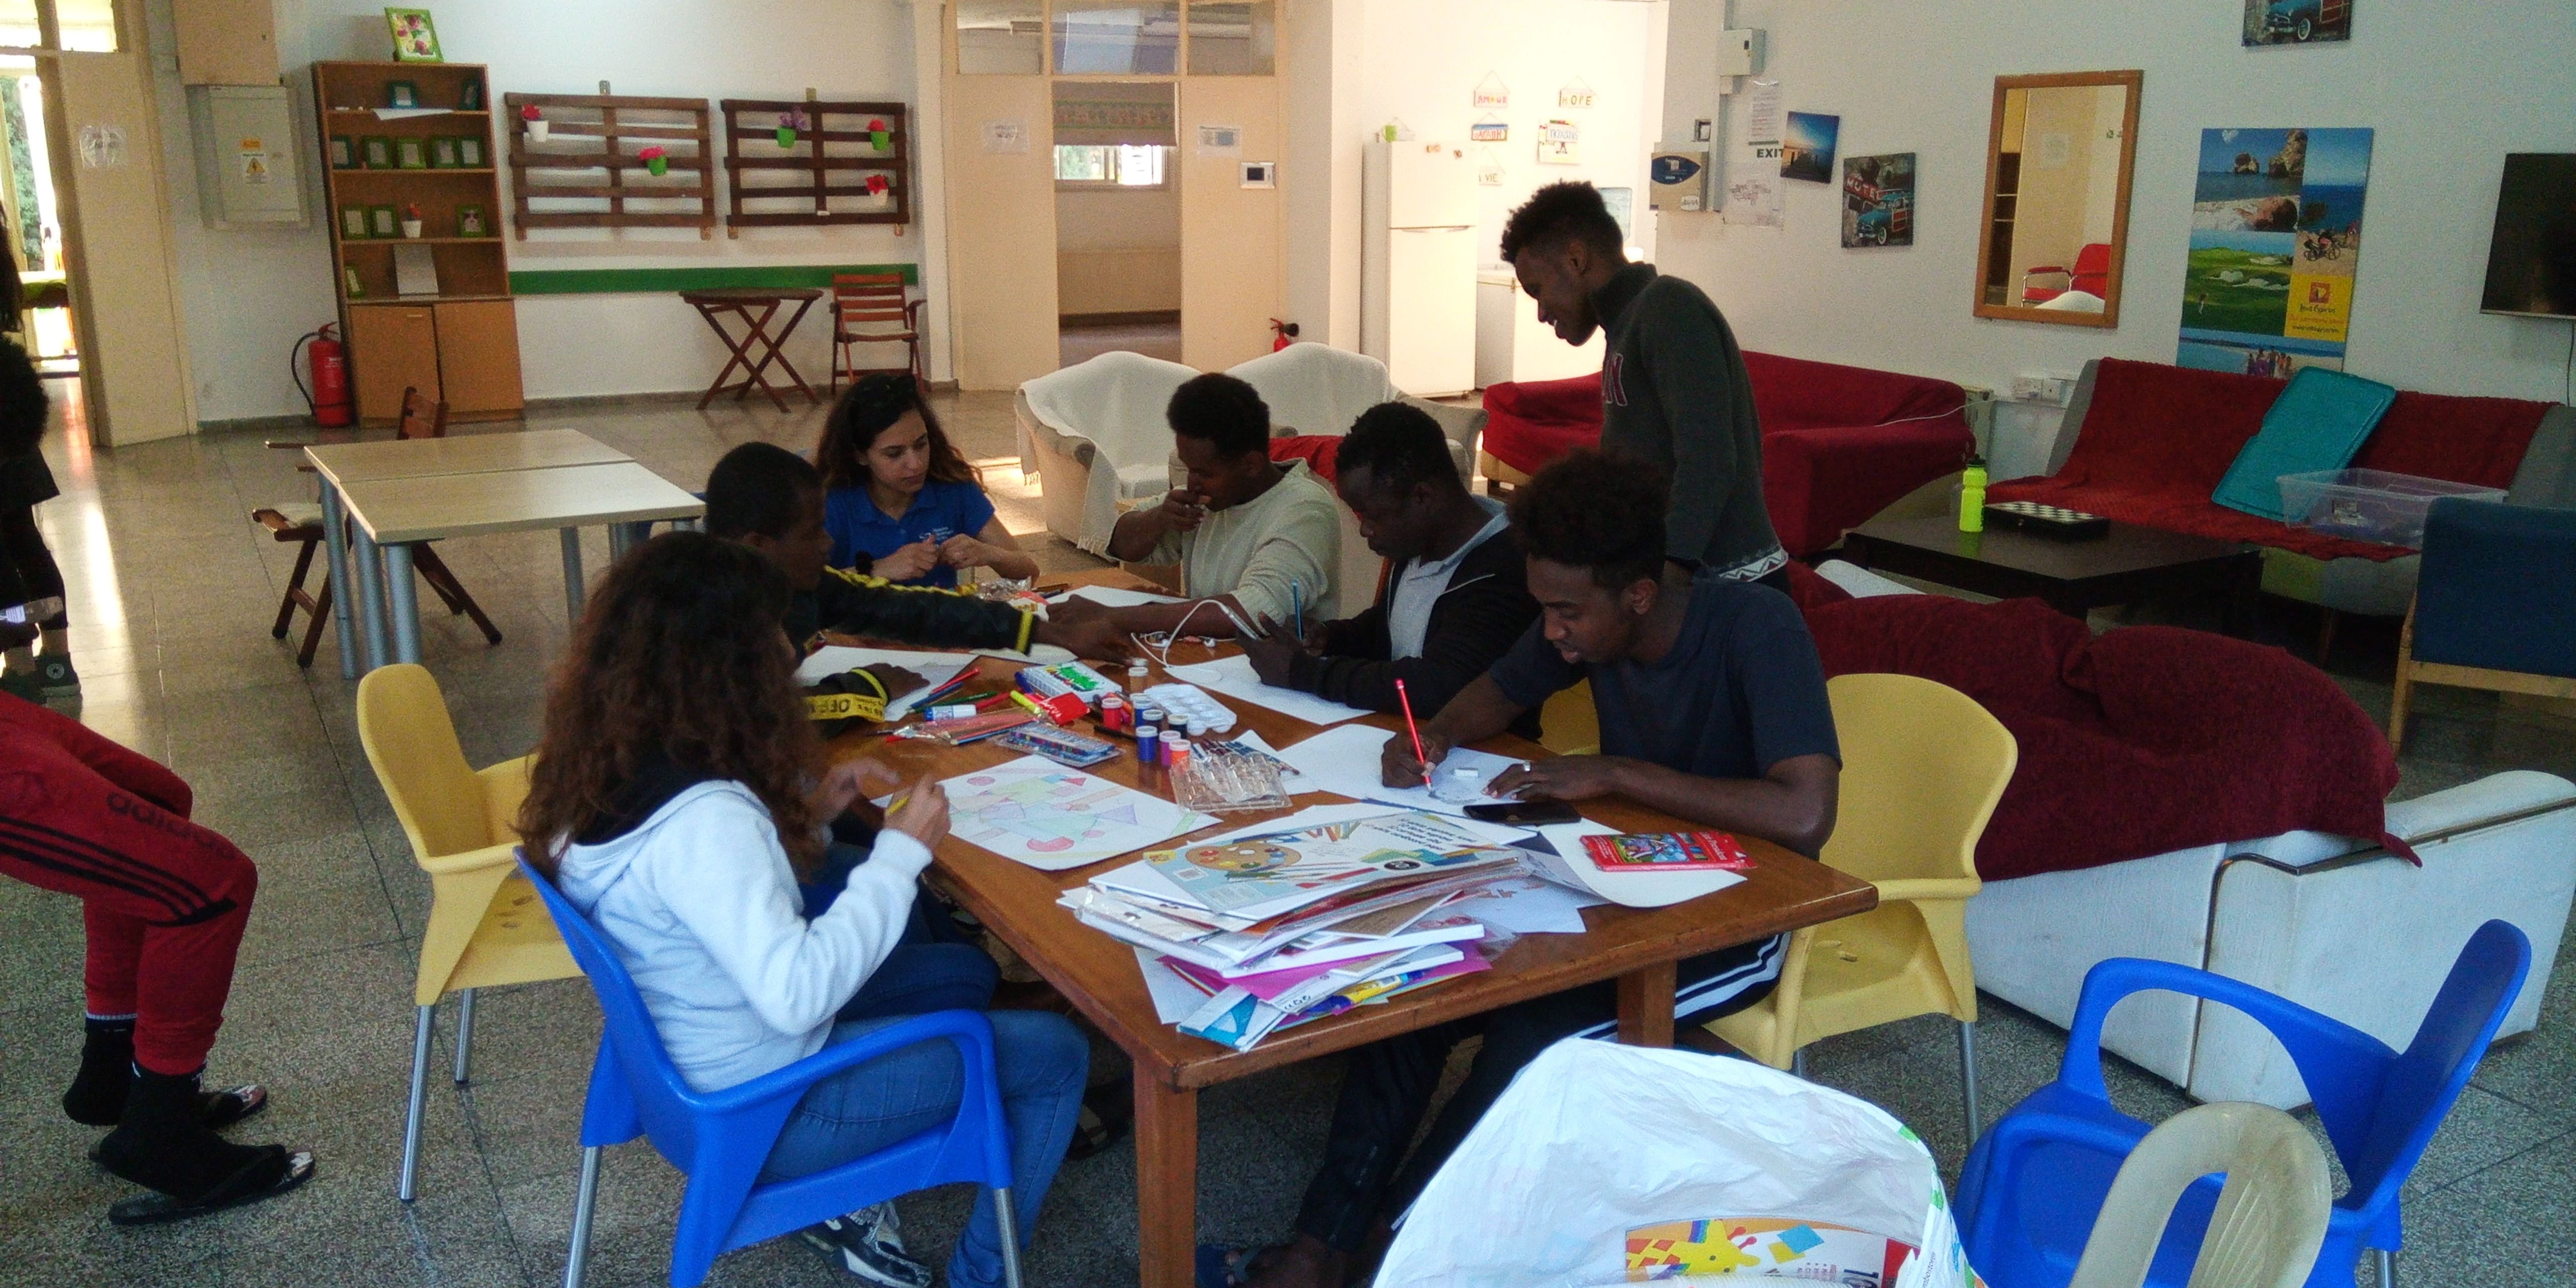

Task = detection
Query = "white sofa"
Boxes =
[1816,559,2576,1110]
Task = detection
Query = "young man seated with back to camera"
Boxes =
[1097,372,1341,640]
[703,442,1130,664]
[1228,449,1841,1288]
[1235,400,1541,732]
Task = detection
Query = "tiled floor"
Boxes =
[2,387,2571,1287]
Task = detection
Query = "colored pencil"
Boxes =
[1394,678,1432,786]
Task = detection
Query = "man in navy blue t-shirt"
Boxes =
[1235,449,1841,1288]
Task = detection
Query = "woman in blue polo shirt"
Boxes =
[816,375,1040,588]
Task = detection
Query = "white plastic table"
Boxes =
[334,460,705,671]
[303,430,635,678]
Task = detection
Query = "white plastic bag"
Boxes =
[1374,1039,1983,1288]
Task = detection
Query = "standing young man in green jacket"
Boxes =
[1502,181,1789,588]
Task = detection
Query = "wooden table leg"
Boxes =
[1133,1065,1198,1288]
[695,303,762,410]
[1615,960,1677,1047]
[730,300,793,411]
[748,294,822,404]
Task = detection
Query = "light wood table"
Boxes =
[827,631,1877,1288]
[303,429,635,679]
[336,460,704,670]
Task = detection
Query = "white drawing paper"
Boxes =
[936,755,1215,872]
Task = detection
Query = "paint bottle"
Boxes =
[1100,694,1130,732]
[1136,719,1161,765]
[1127,660,1150,688]
[1959,452,1988,533]
[1165,737,1191,771]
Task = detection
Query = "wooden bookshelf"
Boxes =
[502,92,716,239]
[719,99,910,236]
[313,60,522,423]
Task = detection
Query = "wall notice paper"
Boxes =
[794,648,978,721]
[929,755,1216,872]
[1164,654,1373,727]
[1275,724,1529,819]
[981,119,1028,153]
[1721,78,1785,227]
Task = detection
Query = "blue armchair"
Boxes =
[2389,498,2576,750]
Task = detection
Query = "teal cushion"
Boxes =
[2212,368,2399,520]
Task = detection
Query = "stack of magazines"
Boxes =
[1059,810,1531,1051]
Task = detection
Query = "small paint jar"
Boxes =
[1165,737,1190,770]
[1136,721,1161,764]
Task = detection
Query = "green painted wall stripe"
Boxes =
[506,263,918,295]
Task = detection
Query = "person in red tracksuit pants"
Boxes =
[0,684,314,1224]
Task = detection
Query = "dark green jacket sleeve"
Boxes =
[1635,287,1751,565]
[810,567,1037,653]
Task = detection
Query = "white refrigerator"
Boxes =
[1362,140,1479,397]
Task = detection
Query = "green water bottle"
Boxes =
[1959,453,1988,533]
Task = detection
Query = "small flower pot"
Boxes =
[645,156,668,177]
[776,126,797,148]
[399,219,424,238]
[526,119,550,142]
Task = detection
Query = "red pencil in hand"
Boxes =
[1395,678,1432,787]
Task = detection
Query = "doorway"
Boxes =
[0,59,75,377]
[1051,80,1179,367]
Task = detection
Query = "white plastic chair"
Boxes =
[2067,1101,2332,1288]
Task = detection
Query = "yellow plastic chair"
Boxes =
[2067,1102,2331,1288]
[1703,672,2017,1140]
[356,663,578,1202]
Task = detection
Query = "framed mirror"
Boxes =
[1974,71,2143,328]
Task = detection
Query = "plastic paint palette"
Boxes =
[994,725,1120,768]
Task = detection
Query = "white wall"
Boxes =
[1056,185,1179,251]
[160,0,940,422]
[1658,0,2576,405]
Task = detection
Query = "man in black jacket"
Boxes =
[1238,403,1538,730]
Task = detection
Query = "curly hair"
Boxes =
[816,373,978,492]
[703,441,821,540]
[1166,372,1273,458]
[518,532,826,877]
[1499,180,1625,264]
[1335,400,1461,497]
[1508,449,1669,589]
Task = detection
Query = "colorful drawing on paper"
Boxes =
[2178,127,2372,377]
[1626,1217,1915,1284]
[940,756,1210,872]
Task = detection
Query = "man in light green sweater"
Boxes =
[1102,372,1341,637]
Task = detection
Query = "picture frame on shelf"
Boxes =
[345,265,365,298]
[428,136,461,169]
[385,9,443,62]
[386,80,420,109]
[456,135,486,168]
[458,79,484,111]
[456,204,488,237]
[328,135,355,169]
[394,137,429,170]
[368,204,399,238]
[339,203,371,239]
[361,135,393,169]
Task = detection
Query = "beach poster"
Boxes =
[2178,127,2372,377]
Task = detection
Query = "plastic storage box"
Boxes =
[2276,468,2508,548]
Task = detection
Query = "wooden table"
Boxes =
[1842,512,2264,630]
[827,638,1877,1288]
[681,286,824,412]
[336,461,704,670]
[304,430,637,679]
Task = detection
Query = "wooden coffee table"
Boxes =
[826,625,1876,1288]
[1841,513,2263,631]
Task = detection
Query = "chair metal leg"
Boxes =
[398,1003,435,1201]
[1790,1049,1807,1080]
[2376,1248,2395,1288]
[452,988,476,1084]
[565,1145,603,1288]
[1958,1019,1982,1144]
[992,1185,1025,1288]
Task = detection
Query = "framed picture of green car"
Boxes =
[456,136,486,168]
[428,136,462,169]
[339,203,371,239]
[368,204,399,238]
[328,135,355,169]
[393,137,429,170]
[455,204,489,237]
[361,135,393,169]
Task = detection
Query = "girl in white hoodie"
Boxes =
[519,533,1085,1288]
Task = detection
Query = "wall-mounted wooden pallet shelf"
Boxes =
[501,92,717,239]
[718,99,910,236]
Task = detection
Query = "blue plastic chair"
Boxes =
[1956,920,2529,1288]
[517,855,1025,1288]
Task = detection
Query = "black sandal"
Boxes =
[107,1147,315,1227]
[198,1084,267,1131]
[1065,1081,1135,1161]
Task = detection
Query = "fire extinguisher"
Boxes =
[292,324,352,428]
[1268,318,1299,352]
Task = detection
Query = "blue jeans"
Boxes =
[804,839,999,1020]
[761,1008,1088,1288]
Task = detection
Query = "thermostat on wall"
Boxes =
[1240,160,1275,189]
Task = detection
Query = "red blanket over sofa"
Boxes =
[1988,358,2549,562]
[1784,564,2407,880]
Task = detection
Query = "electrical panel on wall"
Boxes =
[1718,29,1766,84]
[186,85,306,229]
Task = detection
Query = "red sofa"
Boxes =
[1478,351,1975,557]
[1988,358,2555,564]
